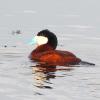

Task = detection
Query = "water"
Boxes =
[0,0,100,100]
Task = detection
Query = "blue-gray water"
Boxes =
[0,0,100,100]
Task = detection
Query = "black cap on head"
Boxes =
[37,29,58,49]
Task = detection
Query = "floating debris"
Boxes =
[12,30,22,35]
[4,45,7,48]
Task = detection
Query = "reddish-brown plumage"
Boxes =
[29,44,81,66]
[29,30,95,66]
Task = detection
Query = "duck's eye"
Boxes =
[35,36,48,45]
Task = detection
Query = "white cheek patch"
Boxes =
[34,36,48,45]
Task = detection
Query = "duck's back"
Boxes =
[30,50,81,66]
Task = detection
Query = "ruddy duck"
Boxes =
[29,29,95,66]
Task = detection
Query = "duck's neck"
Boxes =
[33,44,54,53]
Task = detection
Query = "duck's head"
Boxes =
[30,29,58,49]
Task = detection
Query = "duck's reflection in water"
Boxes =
[32,64,74,89]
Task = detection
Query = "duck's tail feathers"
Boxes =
[79,61,95,66]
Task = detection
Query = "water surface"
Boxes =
[0,0,100,100]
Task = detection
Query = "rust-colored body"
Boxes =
[29,44,81,66]
[29,29,95,66]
